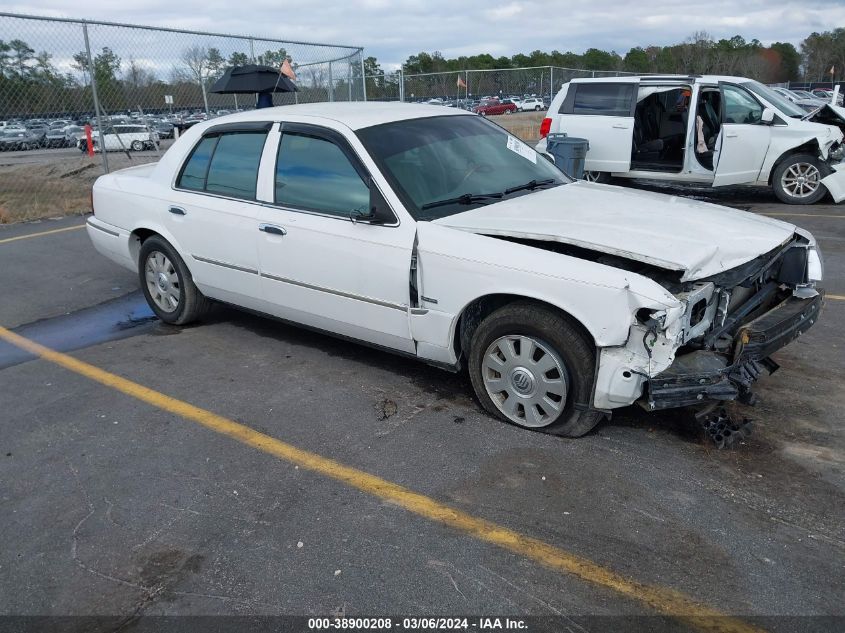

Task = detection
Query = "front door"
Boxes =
[257,123,416,353]
[712,82,772,186]
[558,80,639,173]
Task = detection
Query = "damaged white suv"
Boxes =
[87,104,824,437]
[537,75,845,205]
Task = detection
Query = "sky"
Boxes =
[6,0,845,69]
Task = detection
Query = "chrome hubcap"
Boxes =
[482,335,568,428]
[583,171,601,182]
[145,251,180,313]
[781,163,820,198]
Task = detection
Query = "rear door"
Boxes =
[712,82,772,186]
[165,122,271,308]
[557,79,639,173]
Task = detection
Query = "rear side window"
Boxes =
[177,131,268,200]
[275,133,369,217]
[178,136,217,191]
[562,83,635,117]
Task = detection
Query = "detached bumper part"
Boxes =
[643,292,823,410]
[821,163,845,203]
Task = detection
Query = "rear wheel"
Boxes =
[139,235,211,325]
[772,153,827,205]
[468,302,604,437]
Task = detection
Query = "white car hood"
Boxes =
[432,181,796,282]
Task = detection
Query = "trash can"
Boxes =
[546,133,590,180]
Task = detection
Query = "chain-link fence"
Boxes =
[0,12,364,223]
[365,67,638,104]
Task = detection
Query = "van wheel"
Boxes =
[468,302,604,438]
[583,171,611,184]
[772,154,827,204]
[139,235,211,325]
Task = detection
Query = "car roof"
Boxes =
[199,102,472,131]
[570,74,753,84]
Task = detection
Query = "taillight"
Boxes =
[539,117,552,138]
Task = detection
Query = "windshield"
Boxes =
[357,115,566,220]
[742,81,806,118]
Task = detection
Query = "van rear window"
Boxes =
[562,83,635,117]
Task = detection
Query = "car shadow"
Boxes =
[197,302,716,446]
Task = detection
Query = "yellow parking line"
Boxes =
[828,294,845,301]
[0,224,85,244]
[0,324,763,633]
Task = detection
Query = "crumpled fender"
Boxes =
[821,163,845,203]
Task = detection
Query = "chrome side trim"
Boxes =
[192,255,259,275]
[87,221,119,237]
[261,272,407,311]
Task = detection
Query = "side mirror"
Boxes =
[761,108,775,124]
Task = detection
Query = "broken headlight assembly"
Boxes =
[829,141,845,162]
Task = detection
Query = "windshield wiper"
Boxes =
[503,178,558,195]
[420,192,503,210]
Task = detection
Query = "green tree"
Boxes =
[623,47,650,73]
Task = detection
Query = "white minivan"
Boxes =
[79,124,159,152]
[537,75,845,204]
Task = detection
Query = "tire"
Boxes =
[535,105,542,111]
[131,140,144,151]
[467,301,604,437]
[138,235,211,325]
[583,171,612,184]
[772,153,828,205]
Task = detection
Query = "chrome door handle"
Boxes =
[168,206,186,215]
[259,223,287,236]
[725,132,739,138]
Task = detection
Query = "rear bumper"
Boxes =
[86,217,135,271]
[644,291,824,410]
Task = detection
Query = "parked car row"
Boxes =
[423,95,550,114]
[536,74,845,205]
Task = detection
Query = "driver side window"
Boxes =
[275,133,370,218]
[722,85,763,124]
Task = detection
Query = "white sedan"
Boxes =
[87,103,824,437]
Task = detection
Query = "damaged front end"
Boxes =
[595,233,824,412]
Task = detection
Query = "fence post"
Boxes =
[549,66,554,101]
[328,61,334,102]
[249,38,255,62]
[360,52,367,101]
[348,60,352,101]
[399,69,404,102]
[82,21,109,174]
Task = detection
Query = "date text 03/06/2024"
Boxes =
[307,617,528,630]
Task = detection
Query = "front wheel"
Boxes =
[139,235,211,325]
[468,302,604,437]
[130,140,144,151]
[772,153,828,205]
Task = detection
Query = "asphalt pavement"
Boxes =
[0,190,843,633]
